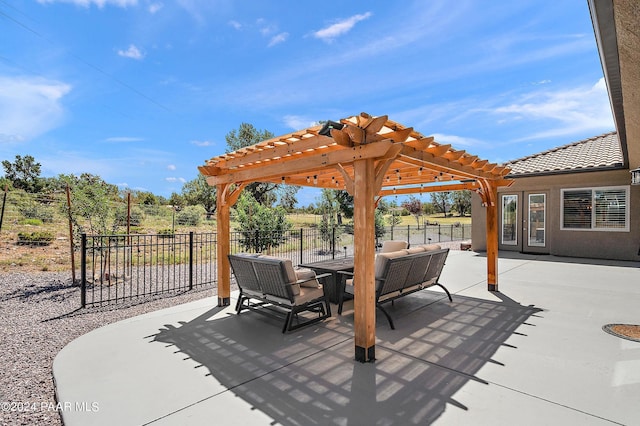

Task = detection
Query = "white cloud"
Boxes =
[167,164,176,170]
[165,177,186,183]
[312,12,372,42]
[492,78,614,140]
[228,20,241,30]
[431,133,485,149]
[148,2,163,13]
[268,32,289,47]
[0,76,71,143]
[117,44,145,60]
[283,115,315,130]
[37,0,137,8]
[190,140,214,147]
[104,136,145,142]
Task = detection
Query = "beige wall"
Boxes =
[472,169,640,261]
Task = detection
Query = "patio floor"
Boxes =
[53,251,640,425]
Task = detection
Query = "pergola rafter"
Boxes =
[199,112,512,363]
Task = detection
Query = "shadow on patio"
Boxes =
[152,290,543,425]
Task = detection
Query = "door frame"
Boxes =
[498,191,549,254]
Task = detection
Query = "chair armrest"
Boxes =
[337,270,354,277]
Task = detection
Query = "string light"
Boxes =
[306,176,310,183]
[313,175,318,185]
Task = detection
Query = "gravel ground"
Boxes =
[0,272,218,426]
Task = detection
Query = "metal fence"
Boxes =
[80,224,471,307]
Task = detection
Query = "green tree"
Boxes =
[234,192,292,253]
[224,123,299,206]
[452,190,472,216]
[431,192,452,217]
[2,155,43,192]
[182,174,216,218]
[402,196,423,228]
[59,173,120,242]
[335,190,354,220]
[317,189,342,245]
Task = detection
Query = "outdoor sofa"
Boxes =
[228,253,332,333]
[338,243,451,329]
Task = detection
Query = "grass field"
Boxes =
[1,200,471,273]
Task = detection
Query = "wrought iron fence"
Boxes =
[80,224,471,307]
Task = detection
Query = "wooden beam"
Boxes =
[353,158,376,363]
[207,140,395,185]
[335,164,354,195]
[216,183,232,306]
[378,181,479,197]
[213,136,336,169]
[479,179,499,291]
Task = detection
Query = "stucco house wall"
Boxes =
[472,168,640,261]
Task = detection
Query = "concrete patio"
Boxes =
[53,250,640,425]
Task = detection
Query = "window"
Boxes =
[561,186,629,231]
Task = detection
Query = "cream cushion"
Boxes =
[381,240,408,253]
[374,250,406,278]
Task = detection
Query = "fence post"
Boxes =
[331,226,336,259]
[438,224,442,242]
[189,231,194,291]
[80,233,87,308]
[407,224,410,246]
[0,186,7,233]
[299,228,303,264]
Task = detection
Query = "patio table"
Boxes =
[299,257,354,304]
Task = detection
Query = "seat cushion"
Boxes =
[293,286,325,305]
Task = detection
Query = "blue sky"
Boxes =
[1,0,614,205]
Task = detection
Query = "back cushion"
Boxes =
[417,244,441,252]
[404,247,426,255]
[258,255,297,284]
[374,250,406,278]
[381,240,409,253]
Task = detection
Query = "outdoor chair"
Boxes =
[228,254,332,333]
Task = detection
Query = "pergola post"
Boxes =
[485,182,499,291]
[353,158,377,362]
[216,183,231,306]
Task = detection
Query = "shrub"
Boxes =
[17,231,54,245]
[158,228,175,238]
[19,203,55,223]
[176,205,205,226]
[114,205,145,227]
[19,218,43,226]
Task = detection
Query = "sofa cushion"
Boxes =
[381,240,409,253]
[404,246,427,255]
[418,244,441,252]
[374,250,406,278]
[258,255,297,284]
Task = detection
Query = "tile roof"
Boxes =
[505,132,623,177]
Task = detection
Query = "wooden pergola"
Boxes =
[199,112,512,362]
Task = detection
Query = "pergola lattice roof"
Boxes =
[199,113,511,197]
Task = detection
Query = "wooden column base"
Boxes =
[218,297,230,307]
[355,345,376,363]
[488,284,498,292]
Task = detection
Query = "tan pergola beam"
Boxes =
[204,141,396,186]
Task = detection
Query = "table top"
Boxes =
[299,257,354,272]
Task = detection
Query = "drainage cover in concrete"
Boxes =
[603,324,640,342]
